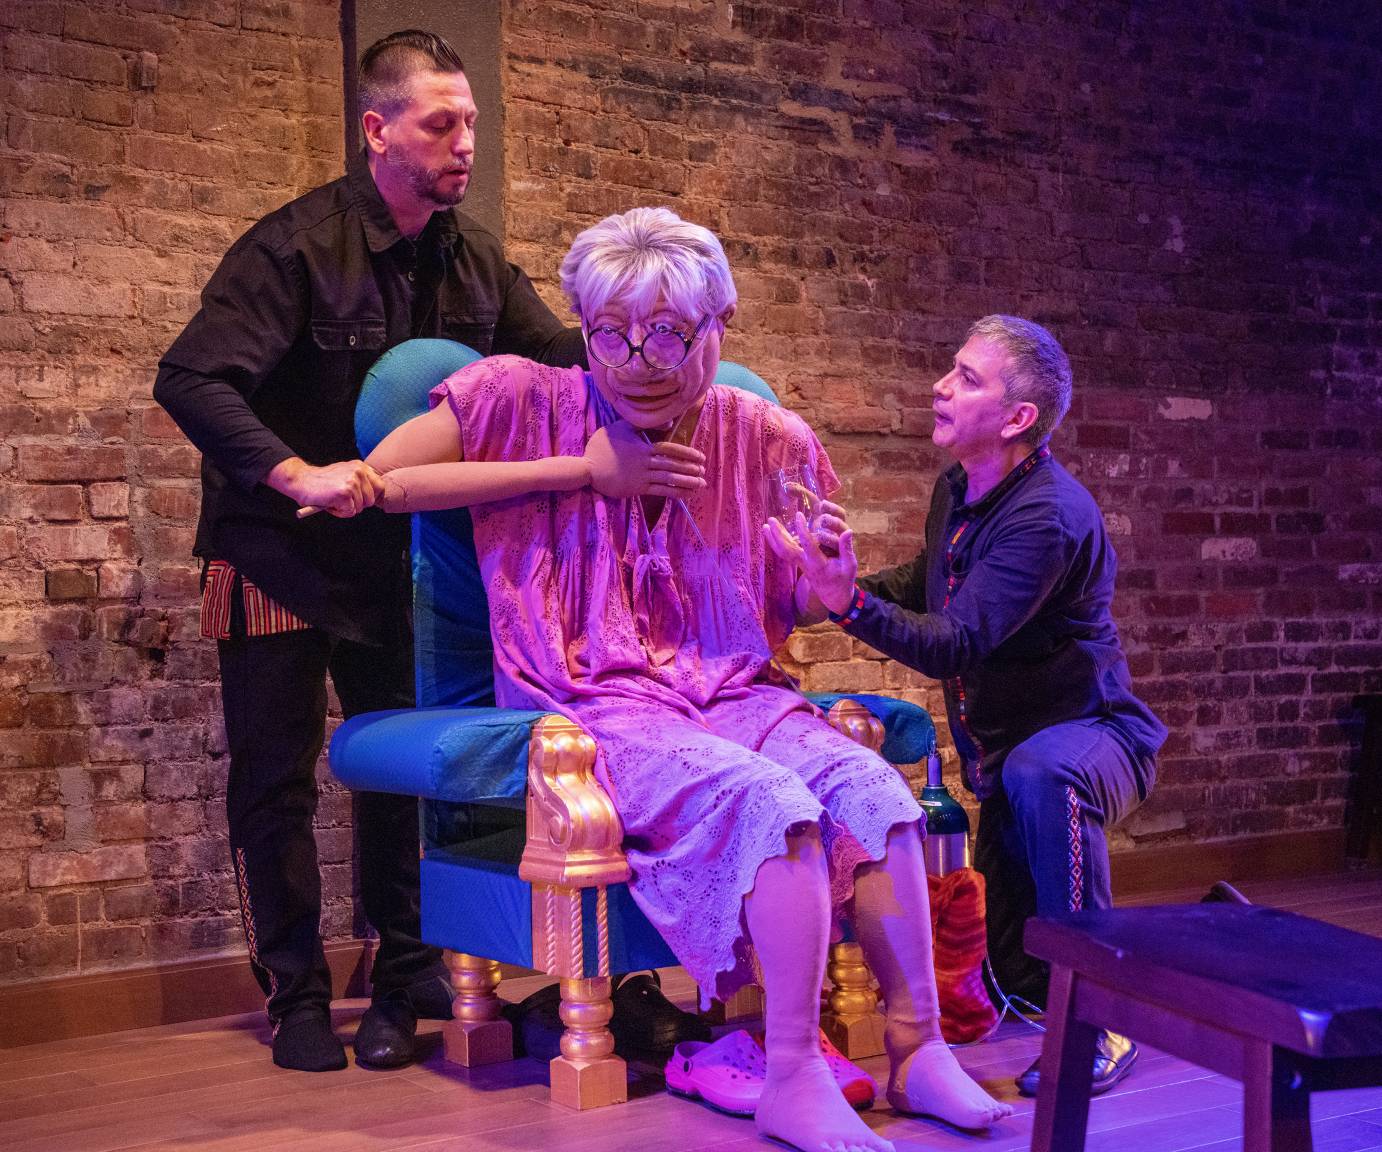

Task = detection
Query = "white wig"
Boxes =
[559,206,737,322]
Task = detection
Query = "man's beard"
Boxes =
[387,150,467,208]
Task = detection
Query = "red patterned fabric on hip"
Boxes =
[200,560,312,640]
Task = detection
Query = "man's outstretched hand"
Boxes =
[762,497,858,617]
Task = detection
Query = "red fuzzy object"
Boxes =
[928,867,1000,1043]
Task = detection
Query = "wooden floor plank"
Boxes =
[1307,1113,1382,1152]
[118,1095,555,1152]
[1311,1089,1382,1123]
[0,1069,99,1103]
[1079,1103,1245,1152]
[0,1015,268,1085]
[4,868,1382,1150]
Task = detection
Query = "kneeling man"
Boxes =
[778,316,1166,1096]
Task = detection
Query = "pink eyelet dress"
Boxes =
[433,356,923,1006]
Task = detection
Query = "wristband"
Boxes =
[827,584,866,626]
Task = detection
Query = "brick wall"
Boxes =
[498,0,1382,851]
[1,1,1379,985]
[0,0,350,981]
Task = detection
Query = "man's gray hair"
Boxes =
[560,206,737,323]
[967,315,1073,444]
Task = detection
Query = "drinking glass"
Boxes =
[767,463,822,545]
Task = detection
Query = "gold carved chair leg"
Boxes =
[822,700,890,1058]
[442,950,513,1066]
[552,975,625,1108]
[529,881,627,1109]
[521,717,631,1109]
[823,940,886,1057]
[702,982,765,1025]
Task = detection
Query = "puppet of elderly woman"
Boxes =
[358,207,1010,1152]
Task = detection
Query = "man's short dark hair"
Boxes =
[967,314,1073,445]
[358,30,464,120]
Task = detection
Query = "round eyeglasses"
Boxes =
[584,314,711,371]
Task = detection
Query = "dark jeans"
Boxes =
[975,719,1154,1009]
[219,622,442,1024]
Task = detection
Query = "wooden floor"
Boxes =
[3,869,1381,1151]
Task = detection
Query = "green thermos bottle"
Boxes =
[918,745,971,877]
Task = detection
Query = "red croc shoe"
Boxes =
[749,1029,878,1108]
[817,1029,878,1108]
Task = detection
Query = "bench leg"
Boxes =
[1031,966,1098,1152]
[1243,1043,1313,1152]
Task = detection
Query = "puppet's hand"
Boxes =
[764,511,858,617]
[585,422,706,500]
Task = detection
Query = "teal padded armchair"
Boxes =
[329,339,937,1108]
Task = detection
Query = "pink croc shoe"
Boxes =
[665,1030,766,1116]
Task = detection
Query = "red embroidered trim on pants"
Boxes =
[234,846,279,1023]
[1066,785,1084,912]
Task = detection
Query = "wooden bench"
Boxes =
[1025,904,1382,1152]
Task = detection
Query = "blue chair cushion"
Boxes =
[713,359,779,404]
[355,338,483,457]
[330,706,548,807]
[413,508,495,709]
[331,693,936,809]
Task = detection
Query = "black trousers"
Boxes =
[219,622,442,1023]
[975,719,1154,1010]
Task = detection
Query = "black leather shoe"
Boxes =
[355,993,418,1069]
[406,974,457,1021]
[272,1007,347,1072]
[609,970,711,1057]
[503,982,563,1063]
[1016,1030,1138,1097]
[502,972,712,1063]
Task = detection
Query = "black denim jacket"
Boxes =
[155,152,586,645]
[854,447,1166,798]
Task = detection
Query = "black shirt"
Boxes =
[852,446,1166,799]
[154,151,586,645]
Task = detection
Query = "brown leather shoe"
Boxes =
[1015,1029,1138,1097]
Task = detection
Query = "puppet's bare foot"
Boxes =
[756,1055,894,1152]
[886,1038,1012,1129]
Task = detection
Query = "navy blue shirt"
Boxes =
[851,446,1166,799]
